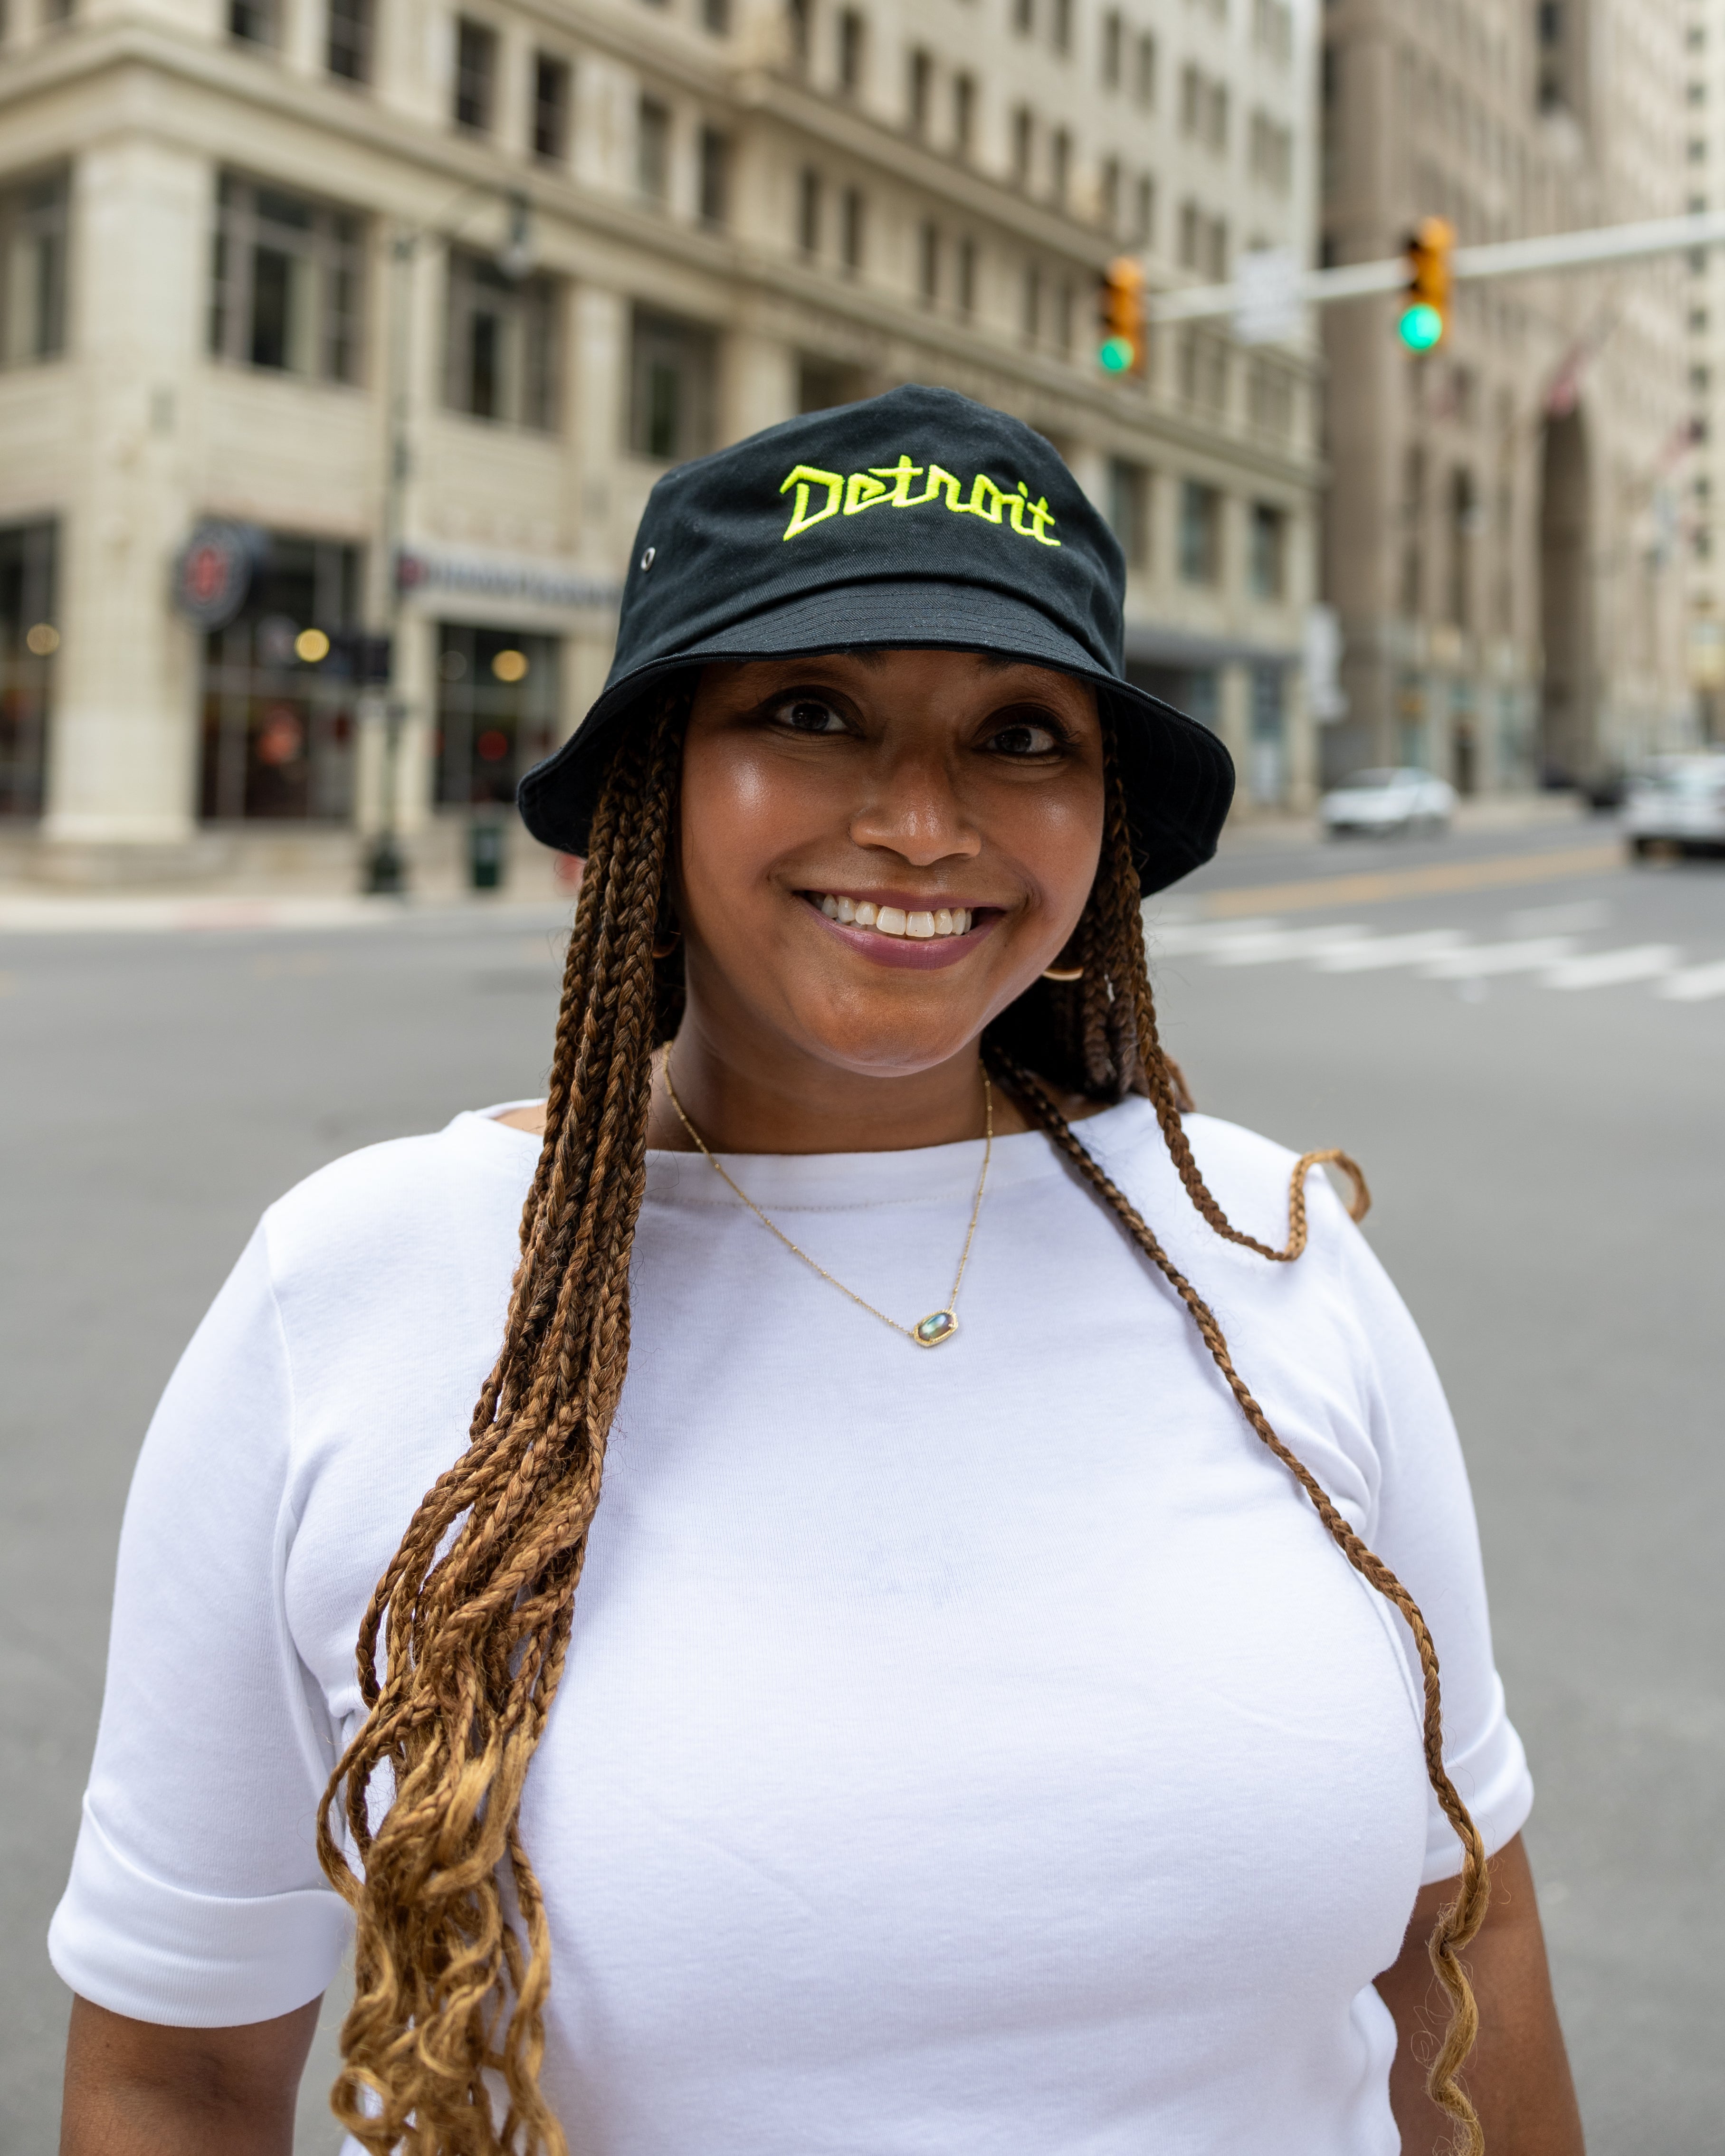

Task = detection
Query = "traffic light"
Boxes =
[1098,256,1146,375]
[1398,217,1454,352]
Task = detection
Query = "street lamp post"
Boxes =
[361,190,532,897]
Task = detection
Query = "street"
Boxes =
[2,814,1721,2153]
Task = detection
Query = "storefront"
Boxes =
[196,531,363,822]
[0,519,56,820]
[432,625,561,810]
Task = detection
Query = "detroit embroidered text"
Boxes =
[779,456,1062,546]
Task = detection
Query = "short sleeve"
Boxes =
[48,1224,353,2025]
[1332,1207,1534,1884]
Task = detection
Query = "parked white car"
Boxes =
[1623,755,1725,860]
[1319,768,1456,837]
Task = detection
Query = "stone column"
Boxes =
[41,138,208,859]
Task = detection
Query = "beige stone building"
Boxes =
[1684,0,1725,739]
[1319,0,1696,796]
[0,0,1329,880]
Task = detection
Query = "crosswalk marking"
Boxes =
[1655,960,1725,1002]
[1421,937,1580,979]
[1543,944,1684,991]
[1143,909,1722,1003]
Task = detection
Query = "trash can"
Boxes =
[468,813,507,891]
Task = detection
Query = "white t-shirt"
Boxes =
[51,1096,1531,2156]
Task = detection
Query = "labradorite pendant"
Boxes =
[913,1310,958,1348]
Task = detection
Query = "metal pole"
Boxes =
[1150,209,1725,327]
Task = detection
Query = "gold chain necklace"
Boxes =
[661,1049,993,1349]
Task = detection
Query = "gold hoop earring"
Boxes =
[1041,962,1085,983]
[652,928,681,959]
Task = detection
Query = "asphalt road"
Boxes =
[3,814,1721,2154]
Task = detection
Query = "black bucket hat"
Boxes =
[518,383,1233,894]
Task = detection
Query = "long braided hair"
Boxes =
[319,677,1491,2156]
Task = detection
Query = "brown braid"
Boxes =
[320,687,1489,2155]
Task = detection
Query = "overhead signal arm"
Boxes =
[1141,209,1725,343]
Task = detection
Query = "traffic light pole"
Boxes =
[1149,207,1725,330]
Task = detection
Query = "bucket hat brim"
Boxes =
[517,579,1233,898]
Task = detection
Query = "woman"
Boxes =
[54,387,1582,2156]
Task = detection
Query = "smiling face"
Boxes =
[674,648,1106,1085]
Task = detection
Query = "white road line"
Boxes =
[1542,945,1683,991]
[1421,937,1580,979]
[1312,929,1472,972]
[1653,959,1725,1001]
[1205,925,1371,966]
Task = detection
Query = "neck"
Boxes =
[651,1017,1001,1155]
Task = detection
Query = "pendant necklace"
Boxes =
[661,1049,993,1349]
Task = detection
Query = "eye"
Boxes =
[984,708,1067,757]
[769,693,851,736]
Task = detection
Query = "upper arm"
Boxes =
[49,1225,351,2030]
[61,1993,323,2156]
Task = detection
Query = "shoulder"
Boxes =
[259,1111,538,1301]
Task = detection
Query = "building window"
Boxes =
[1134,173,1156,247]
[0,171,68,368]
[229,0,279,46]
[957,234,977,315]
[454,18,497,132]
[40,0,76,24]
[1011,105,1034,187]
[787,0,810,71]
[209,175,363,384]
[918,220,940,305]
[445,249,559,428]
[1050,0,1070,53]
[953,72,975,157]
[1178,479,1220,584]
[629,307,717,462]
[1101,9,1122,88]
[698,127,730,227]
[798,356,867,411]
[638,95,671,204]
[1248,502,1286,598]
[837,8,865,95]
[1049,127,1070,207]
[533,55,571,162]
[703,0,730,30]
[798,167,821,254]
[0,520,56,818]
[1055,277,1073,354]
[326,0,373,80]
[1022,260,1041,341]
[1012,0,1033,31]
[1249,665,1285,804]
[198,535,362,824]
[1098,157,1120,232]
[907,47,933,134]
[1177,198,1200,268]
[1134,32,1156,107]
[1108,458,1149,569]
[840,185,866,273]
[434,627,561,810]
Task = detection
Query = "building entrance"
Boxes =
[433,626,561,809]
[198,533,362,821]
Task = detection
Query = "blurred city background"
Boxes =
[2,0,1724,2148]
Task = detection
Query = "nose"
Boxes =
[848,741,983,867]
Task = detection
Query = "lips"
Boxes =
[800,889,1000,970]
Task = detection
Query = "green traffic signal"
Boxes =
[1099,335,1135,373]
[1397,301,1444,352]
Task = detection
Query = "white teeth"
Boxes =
[815,895,976,937]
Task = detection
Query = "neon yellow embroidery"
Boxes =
[963,474,1007,523]
[868,457,926,504]
[780,464,846,540]
[778,456,1060,546]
